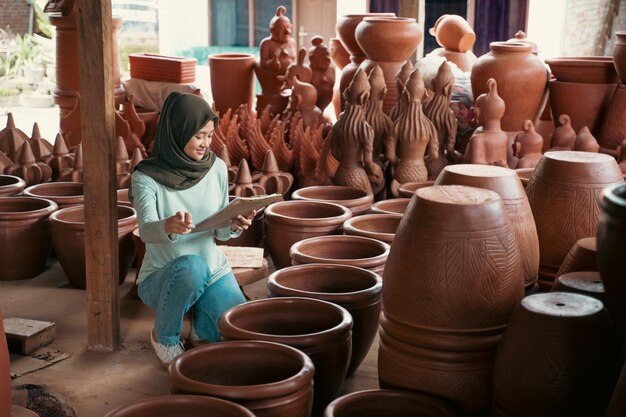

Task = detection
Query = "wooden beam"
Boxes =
[77,0,121,350]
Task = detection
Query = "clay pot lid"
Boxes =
[0,196,58,220]
[265,200,352,225]
[343,214,401,244]
[102,394,256,417]
[557,271,604,294]
[489,41,532,53]
[290,235,390,268]
[507,30,538,54]
[371,198,410,215]
[522,292,603,317]
[435,164,525,200]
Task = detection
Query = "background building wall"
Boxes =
[0,0,31,35]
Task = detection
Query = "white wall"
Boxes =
[336,0,368,17]
[158,0,209,55]
[526,0,567,59]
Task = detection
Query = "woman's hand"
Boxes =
[230,210,256,232]
[165,211,195,235]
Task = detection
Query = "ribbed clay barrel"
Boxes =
[378,185,524,416]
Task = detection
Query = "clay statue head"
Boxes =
[279,47,311,88]
[473,78,505,125]
[404,68,427,104]
[431,61,454,97]
[368,66,387,102]
[291,76,318,110]
[270,6,292,44]
[309,36,331,71]
[513,120,543,158]
[342,68,370,106]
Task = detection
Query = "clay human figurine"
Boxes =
[574,126,600,153]
[548,114,576,152]
[308,36,336,112]
[278,47,312,89]
[387,61,413,122]
[464,78,508,167]
[331,68,382,194]
[386,68,439,197]
[513,120,544,169]
[424,61,459,179]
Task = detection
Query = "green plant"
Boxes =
[0,33,45,77]
[0,87,20,96]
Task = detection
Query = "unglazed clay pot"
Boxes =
[612,31,626,83]
[329,37,350,70]
[397,180,435,197]
[169,340,314,417]
[1,310,11,417]
[323,389,457,417]
[471,41,548,133]
[370,198,410,215]
[0,174,26,196]
[525,151,623,287]
[514,167,534,187]
[0,197,57,280]
[379,185,523,416]
[555,237,597,278]
[267,263,382,376]
[343,214,400,244]
[291,185,374,216]
[290,235,390,277]
[219,297,353,417]
[49,205,137,289]
[23,182,84,209]
[598,84,626,154]
[102,395,256,417]
[545,56,620,83]
[435,164,539,289]
[493,293,620,417]
[209,53,256,115]
[429,14,475,52]
[551,271,605,303]
[264,200,352,269]
[116,188,133,208]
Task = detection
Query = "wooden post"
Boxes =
[77,0,121,350]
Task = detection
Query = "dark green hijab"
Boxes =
[134,92,219,190]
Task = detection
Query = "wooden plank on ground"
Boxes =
[3,318,55,355]
[219,246,265,268]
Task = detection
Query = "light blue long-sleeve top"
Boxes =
[131,158,240,285]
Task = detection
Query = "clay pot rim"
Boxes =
[208,53,256,60]
[0,174,26,189]
[0,196,58,219]
[102,394,256,417]
[397,180,435,197]
[545,56,614,65]
[265,200,352,225]
[435,164,526,200]
[290,235,390,268]
[548,79,619,87]
[489,41,532,53]
[50,204,137,227]
[291,185,373,211]
[23,181,84,200]
[371,198,410,215]
[601,182,626,216]
[361,16,416,23]
[170,340,315,400]
[343,214,400,243]
[340,13,396,18]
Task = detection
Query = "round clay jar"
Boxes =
[24,181,84,209]
[102,395,256,417]
[370,198,410,216]
[291,185,374,216]
[343,213,400,244]
[0,174,26,196]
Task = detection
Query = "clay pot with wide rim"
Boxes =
[0,174,26,196]
[397,180,435,197]
[23,182,84,209]
[267,263,382,376]
[612,31,626,83]
[0,196,57,280]
[219,297,353,417]
[343,214,400,244]
[49,204,137,289]
[169,340,314,417]
[545,56,620,84]
[116,188,132,208]
[371,197,410,215]
[323,389,458,417]
[525,151,623,287]
[291,185,374,216]
[290,235,390,276]
[102,394,256,417]
[209,53,256,115]
[551,271,605,302]
[1,310,11,417]
[264,200,352,270]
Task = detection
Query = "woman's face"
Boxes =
[183,120,214,161]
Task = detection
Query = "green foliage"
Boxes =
[0,32,44,77]
[34,1,52,39]
[0,87,20,97]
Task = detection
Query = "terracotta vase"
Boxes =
[49,205,137,289]
[471,41,548,133]
[435,164,539,289]
[23,182,84,209]
[429,14,475,53]
[370,197,410,215]
[493,293,620,417]
[612,31,626,83]
[545,56,620,83]
[551,271,605,303]
[209,53,256,115]
[291,185,373,216]
[329,37,350,70]
[397,180,435,197]
[169,340,314,417]
[0,197,57,280]
[219,297,353,417]
[102,395,255,417]
[323,389,457,417]
[264,200,352,269]
[555,237,597,278]
[1,310,11,417]
[598,84,626,155]
[525,151,623,287]
[343,213,400,244]
[267,263,382,376]
[379,185,523,416]
[0,174,26,196]
[290,235,390,277]
[597,182,626,339]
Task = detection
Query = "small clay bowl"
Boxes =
[291,185,374,215]
[343,213,400,244]
[24,182,84,209]
[370,198,410,215]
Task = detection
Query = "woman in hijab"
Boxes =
[131,92,254,368]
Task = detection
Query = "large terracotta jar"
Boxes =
[379,185,523,416]
[23,182,84,209]
[169,340,314,417]
[525,151,623,287]
[209,53,256,115]
[323,389,457,417]
[49,205,137,289]
[545,56,620,84]
[0,174,26,196]
[370,197,410,215]
[598,84,626,155]
[264,200,352,269]
[219,297,353,417]
[291,185,373,216]
[356,16,422,113]
[612,31,626,83]
[343,214,400,244]
[0,310,11,417]
[267,263,382,376]
[471,41,548,133]
[555,237,597,278]
[0,197,57,280]
[493,293,620,417]
[435,164,539,290]
[102,395,256,417]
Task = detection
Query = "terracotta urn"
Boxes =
[0,174,26,196]
[555,237,597,278]
[435,164,540,290]
[23,182,84,209]
[343,214,400,244]
[598,84,626,155]
[551,271,605,303]
[290,235,390,277]
[612,31,626,83]
[493,293,620,417]
[545,56,620,84]
[264,200,352,269]
[267,263,382,376]
[209,53,256,115]
[379,185,523,415]
[0,197,57,280]
[219,297,353,417]
[429,14,475,53]
[102,395,255,417]
[323,389,457,417]
[471,41,548,133]
[291,185,373,216]
[370,197,410,215]
[525,151,623,287]
[397,180,435,197]
[169,340,314,417]
[49,205,137,289]
[0,310,11,417]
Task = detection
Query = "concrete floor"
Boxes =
[1,258,380,417]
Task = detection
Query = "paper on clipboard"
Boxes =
[192,193,283,233]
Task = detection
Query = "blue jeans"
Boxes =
[138,254,245,346]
